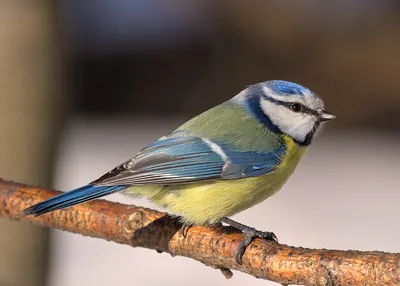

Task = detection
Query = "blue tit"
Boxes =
[23,80,335,263]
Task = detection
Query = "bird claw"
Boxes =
[235,228,278,264]
[180,223,191,238]
[250,228,278,242]
[221,218,278,265]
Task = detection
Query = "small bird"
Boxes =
[23,80,335,264]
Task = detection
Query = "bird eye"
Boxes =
[289,103,303,113]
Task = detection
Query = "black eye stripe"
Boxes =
[262,95,319,116]
[281,102,318,116]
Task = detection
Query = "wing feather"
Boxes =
[93,134,286,186]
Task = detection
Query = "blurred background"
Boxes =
[1,1,399,286]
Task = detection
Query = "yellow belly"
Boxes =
[124,136,307,225]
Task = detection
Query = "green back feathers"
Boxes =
[177,101,283,153]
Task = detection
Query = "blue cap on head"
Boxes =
[265,80,312,97]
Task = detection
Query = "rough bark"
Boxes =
[0,179,399,285]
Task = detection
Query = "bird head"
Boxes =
[233,80,335,146]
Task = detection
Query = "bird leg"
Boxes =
[221,217,278,264]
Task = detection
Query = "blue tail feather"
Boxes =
[22,184,127,216]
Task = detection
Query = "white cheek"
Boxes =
[260,100,316,142]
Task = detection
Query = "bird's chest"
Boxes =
[242,138,307,201]
[273,137,307,184]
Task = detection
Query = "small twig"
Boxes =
[0,178,399,285]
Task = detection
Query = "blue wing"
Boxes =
[22,133,286,216]
[93,134,286,186]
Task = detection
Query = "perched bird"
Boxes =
[23,80,335,263]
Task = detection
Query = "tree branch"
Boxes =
[0,178,398,285]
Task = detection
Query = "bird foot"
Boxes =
[221,217,278,264]
[235,227,277,264]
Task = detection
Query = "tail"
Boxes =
[22,184,127,216]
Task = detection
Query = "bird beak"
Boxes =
[319,110,336,122]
